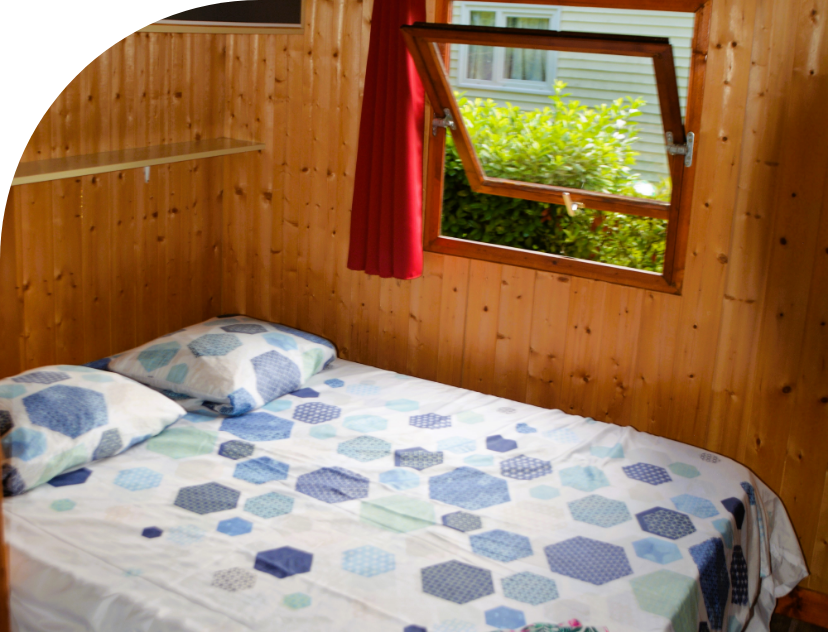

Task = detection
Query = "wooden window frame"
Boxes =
[408,0,711,294]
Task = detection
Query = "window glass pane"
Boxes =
[442,147,668,272]
[504,18,550,82]
[450,46,685,201]
[466,11,496,81]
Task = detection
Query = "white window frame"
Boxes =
[455,2,562,95]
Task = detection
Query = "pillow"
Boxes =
[0,365,186,496]
[108,316,337,416]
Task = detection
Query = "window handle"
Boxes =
[562,192,584,217]
[432,112,456,136]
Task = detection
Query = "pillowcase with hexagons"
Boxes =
[0,366,186,496]
[108,316,337,417]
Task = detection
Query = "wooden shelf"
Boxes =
[12,137,265,186]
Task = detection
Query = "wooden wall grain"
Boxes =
[216,0,828,592]
[1,0,826,595]
[0,33,227,377]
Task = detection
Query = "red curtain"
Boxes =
[347,0,426,280]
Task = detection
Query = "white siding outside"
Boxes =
[449,3,695,184]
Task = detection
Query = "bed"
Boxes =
[4,356,808,632]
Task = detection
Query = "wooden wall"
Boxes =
[0,33,227,379]
[1,0,826,595]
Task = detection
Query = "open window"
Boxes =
[403,1,709,292]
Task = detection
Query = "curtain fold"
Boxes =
[347,0,427,280]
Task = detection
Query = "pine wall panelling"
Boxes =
[1,0,827,595]
[0,33,227,375]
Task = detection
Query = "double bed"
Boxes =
[3,350,807,632]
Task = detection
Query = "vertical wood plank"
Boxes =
[558,277,608,418]
[461,260,502,394]
[17,183,56,369]
[435,255,470,387]
[0,193,23,378]
[525,272,571,410]
[492,265,535,401]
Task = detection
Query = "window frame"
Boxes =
[412,0,712,294]
[456,2,562,95]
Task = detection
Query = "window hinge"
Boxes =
[666,131,695,168]
[432,112,456,136]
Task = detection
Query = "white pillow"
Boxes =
[108,316,337,416]
[1,365,186,496]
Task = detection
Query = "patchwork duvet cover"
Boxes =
[5,360,807,632]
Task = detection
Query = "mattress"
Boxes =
[4,359,807,632]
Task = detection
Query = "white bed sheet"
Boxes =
[5,359,807,632]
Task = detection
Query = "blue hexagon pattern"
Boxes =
[502,572,559,605]
[13,371,70,385]
[188,334,242,357]
[3,428,46,461]
[24,385,108,438]
[217,517,253,536]
[442,511,482,532]
[500,455,552,480]
[485,606,525,630]
[338,436,391,462]
[220,413,293,442]
[244,492,294,518]
[421,560,494,604]
[174,482,240,514]
[410,413,451,430]
[568,495,632,528]
[429,467,510,510]
[142,526,163,539]
[219,440,255,460]
[342,545,395,577]
[633,537,682,564]
[291,388,319,399]
[530,486,560,500]
[296,467,369,503]
[293,402,341,425]
[636,507,696,540]
[92,428,123,460]
[559,465,609,492]
[221,324,267,335]
[544,537,633,585]
[671,494,720,519]
[437,437,476,454]
[251,351,302,402]
[325,378,345,388]
[470,529,532,563]
[343,415,387,433]
[115,467,163,491]
[689,538,729,630]
[395,447,443,470]
[622,462,672,486]
[234,457,289,484]
[669,462,701,478]
[486,435,518,452]
[48,467,92,487]
[515,423,537,434]
[309,425,337,440]
[386,399,418,412]
[380,469,420,491]
[264,333,298,351]
[137,342,180,371]
[0,410,12,435]
[254,546,312,579]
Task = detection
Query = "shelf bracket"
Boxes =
[144,166,151,183]
[666,131,695,168]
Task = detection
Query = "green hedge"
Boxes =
[441,83,668,272]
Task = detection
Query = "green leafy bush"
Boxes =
[441,83,668,272]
